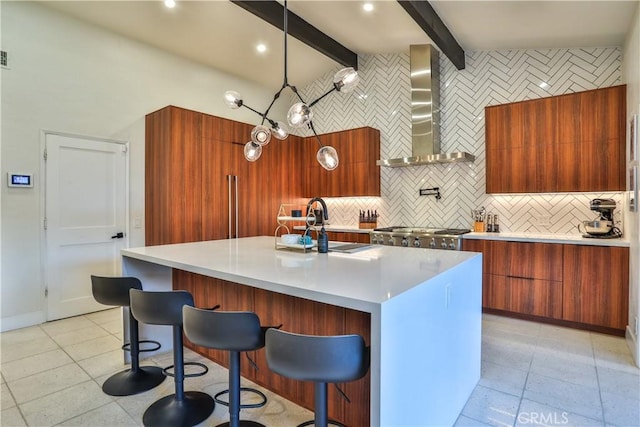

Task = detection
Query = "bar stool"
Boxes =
[129,289,215,427]
[265,329,370,427]
[182,306,270,427]
[90,275,165,396]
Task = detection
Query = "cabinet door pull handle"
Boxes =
[506,275,535,280]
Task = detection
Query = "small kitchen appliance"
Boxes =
[578,198,622,238]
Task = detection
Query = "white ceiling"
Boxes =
[42,0,638,91]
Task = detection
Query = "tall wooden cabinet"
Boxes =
[145,106,303,245]
[485,85,626,194]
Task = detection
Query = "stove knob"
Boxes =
[440,240,448,249]
[413,238,421,247]
[448,239,456,250]
[429,238,436,249]
[401,237,409,247]
[388,238,395,246]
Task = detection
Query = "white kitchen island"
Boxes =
[122,236,482,426]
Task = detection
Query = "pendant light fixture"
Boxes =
[223,0,359,171]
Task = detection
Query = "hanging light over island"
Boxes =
[222,0,359,171]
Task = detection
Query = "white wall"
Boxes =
[0,2,283,331]
[622,1,640,365]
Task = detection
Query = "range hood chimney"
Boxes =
[377,44,475,167]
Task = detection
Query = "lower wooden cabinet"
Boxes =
[326,231,371,243]
[462,239,629,333]
[484,274,562,319]
[562,245,629,330]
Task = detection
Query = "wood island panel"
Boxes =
[172,269,371,426]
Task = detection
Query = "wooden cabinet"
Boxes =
[476,240,563,319]
[485,85,626,194]
[303,127,380,197]
[145,106,303,245]
[326,231,371,243]
[461,238,629,333]
[563,245,629,330]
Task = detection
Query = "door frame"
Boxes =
[40,130,130,320]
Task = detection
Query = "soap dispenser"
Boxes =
[317,225,329,253]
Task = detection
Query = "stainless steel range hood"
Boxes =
[377,44,475,167]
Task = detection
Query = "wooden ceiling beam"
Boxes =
[397,0,465,70]
[231,1,358,70]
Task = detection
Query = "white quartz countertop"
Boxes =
[463,232,630,247]
[122,236,480,312]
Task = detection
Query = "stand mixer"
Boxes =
[579,198,622,238]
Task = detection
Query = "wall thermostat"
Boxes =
[7,173,33,187]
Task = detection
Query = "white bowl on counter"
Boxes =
[280,234,300,244]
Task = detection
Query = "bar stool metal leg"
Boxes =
[102,311,165,396]
[142,325,214,427]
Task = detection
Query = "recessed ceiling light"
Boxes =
[256,43,267,53]
[164,0,176,8]
[363,2,374,12]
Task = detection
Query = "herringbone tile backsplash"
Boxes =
[294,47,625,234]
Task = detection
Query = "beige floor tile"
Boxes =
[479,360,528,397]
[20,380,112,426]
[516,399,604,427]
[524,373,602,421]
[482,337,534,371]
[100,319,123,335]
[114,378,177,421]
[77,348,129,379]
[50,324,111,347]
[1,349,73,382]
[0,334,59,363]
[454,414,494,427]
[85,308,121,326]
[483,315,542,338]
[1,326,48,344]
[57,401,139,426]
[1,406,27,426]
[601,391,640,427]
[8,363,90,404]
[64,335,122,361]
[530,350,598,388]
[461,385,520,427]
[594,347,640,374]
[1,382,16,410]
[597,365,640,401]
[41,316,95,337]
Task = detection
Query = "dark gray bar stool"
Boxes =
[182,306,269,427]
[130,289,215,427]
[265,329,370,427]
[90,275,165,396]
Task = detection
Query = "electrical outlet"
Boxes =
[134,217,142,229]
[536,215,551,226]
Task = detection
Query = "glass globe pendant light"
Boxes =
[316,145,339,171]
[251,125,271,146]
[333,67,359,93]
[287,103,313,129]
[272,121,289,140]
[223,91,243,109]
[244,142,262,162]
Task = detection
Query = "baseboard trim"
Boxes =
[626,325,639,368]
[1,311,45,332]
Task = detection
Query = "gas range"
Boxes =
[370,227,471,250]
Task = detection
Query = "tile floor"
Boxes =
[1,310,638,426]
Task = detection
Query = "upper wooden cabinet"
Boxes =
[485,85,626,193]
[302,127,381,197]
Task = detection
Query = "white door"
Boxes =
[45,133,128,320]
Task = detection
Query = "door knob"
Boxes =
[111,232,124,239]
